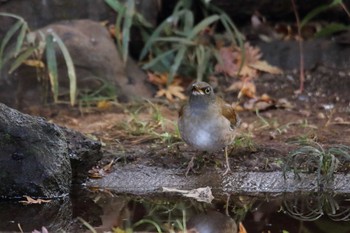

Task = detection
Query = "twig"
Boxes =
[291,0,305,94]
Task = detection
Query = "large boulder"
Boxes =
[0,103,71,198]
[0,19,154,108]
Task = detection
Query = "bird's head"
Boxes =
[189,82,216,107]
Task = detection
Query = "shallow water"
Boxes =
[1,187,350,233]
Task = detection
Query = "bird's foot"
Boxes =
[185,156,196,177]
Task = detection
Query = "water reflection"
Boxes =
[284,192,350,221]
[0,189,350,232]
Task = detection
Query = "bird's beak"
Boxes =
[191,86,204,95]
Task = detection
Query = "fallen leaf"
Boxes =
[238,80,257,98]
[103,159,115,172]
[24,59,45,68]
[276,98,294,109]
[216,42,282,79]
[249,60,283,74]
[239,222,247,233]
[155,84,186,102]
[19,195,51,205]
[88,166,104,178]
[215,46,239,77]
[215,43,262,79]
[226,80,244,92]
[97,100,112,109]
[147,72,168,87]
[162,186,214,203]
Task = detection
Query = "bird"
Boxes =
[185,211,238,233]
[178,81,240,176]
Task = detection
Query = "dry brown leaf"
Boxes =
[156,84,186,102]
[239,222,247,233]
[226,81,244,92]
[215,43,262,79]
[103,159,114,172]
[216,42,282,79]
[88,166,104,178]
[226,80,256,99]
[147,72,186,101]
[97,100,112,110]
[24,59,45,68]
[238,80,256,98]
[147,72,168,87]
[260,93,273,102]
[249,60,283,74]
[19,195,51,205]
[215,46,239,77]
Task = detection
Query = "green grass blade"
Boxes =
[153,37,196,45]
[219,13,245,73]
[183,10,194,33]
[0,12,25,20]
[45,34,59,103]
[139,9,187,60]
[77,217,97,233]
[301,0,342,28]
[50,31,77,106]
[187,14,220,39]
[168,45,186,84]
[134,11,154,28]
[121,0,134,63]
[14,22,28,56]
[104,0,124,12]
[8,46,36,74]
[314,23,349,38]
[133,219,162,233]
[142,48,177,70]
[220,13,244,46]
[115,5,126,56]
[196,45,211,81]
[0,20,23,69]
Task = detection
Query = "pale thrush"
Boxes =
[178,81,240,175]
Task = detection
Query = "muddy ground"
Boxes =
[45,65,350,177]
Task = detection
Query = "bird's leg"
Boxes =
[185,155,196,177]
[223,146,231,175]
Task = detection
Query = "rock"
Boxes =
[0,0,160,35]
[0,19,154,108]
[0,103,102,198]
[0,103,71,198]
[255,39,350,71]
[63,127,102,182]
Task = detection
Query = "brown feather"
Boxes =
[217,97,239,128]
[178,104,185,118]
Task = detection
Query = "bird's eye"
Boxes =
[204,87,211,94]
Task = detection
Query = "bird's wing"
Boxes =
[218,97,240,129]
[178,103,186,118]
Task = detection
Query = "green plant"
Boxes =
[105,0,153,64]
[301,0,350,38]
[0,13,77,105]
[140,0,243,84]
[78,78,117,110]
[285,143,350,189]
[233,133,256,151]
[116,102,180,144]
